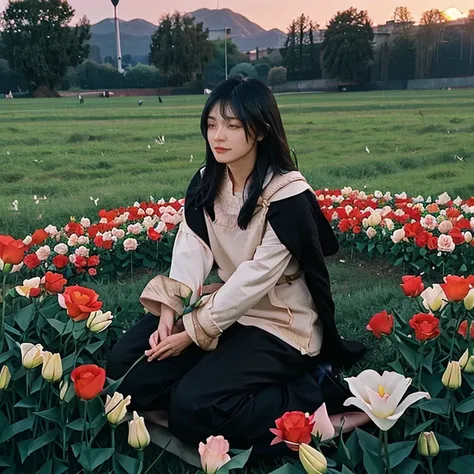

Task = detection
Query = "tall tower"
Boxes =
[111,0,124,73]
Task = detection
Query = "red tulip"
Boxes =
[43,272,67,294]
[409,313,440,341]
[270,411,314,451]
[71,364,106,400]
[401,275,424,298]
[366,310,394,339]
[441,275,471,302]
[458,320,474,339]
[0,234,26,265]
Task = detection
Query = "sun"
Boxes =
[442,7,465,21]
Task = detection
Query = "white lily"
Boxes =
[343,370,430,431]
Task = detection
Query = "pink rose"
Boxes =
[127,223,143,235]
[123,238,138,252]
[54,243,69,255]
[437,234,455,253]
[198,436,231,474]
[35,245,51,261]
[438,220,453,234]
[391,229,406,244]
[420,215,437,230]
[77,236,89,245]
[112,228,125,239]
[75,246,90,258]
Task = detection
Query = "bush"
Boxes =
[228,62,259,79]
[267,66,288,86]
[255,63,271,82]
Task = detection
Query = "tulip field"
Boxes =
[1,89,474,473]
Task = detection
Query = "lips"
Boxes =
[215,147,230,152]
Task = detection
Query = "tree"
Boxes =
[267,66,287,86]
[149,12,213,86]
[468,10,474,65]
[393,6,414,40]
[229,62,258,79]
[0,0,90,93]
[390,6,416,80]
[416,9,447,78]
[322,8,374,81]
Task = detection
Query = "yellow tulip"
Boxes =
[459,350,474,374]
[299,443,327,474]
[41,352,62,383]
[464,289,474,311]
[128,411,150,450]
[0,365,11,390]
[20,343,44,369]
[417,431,439,457]
[441,361,462,390]
[105,392,131,425]
[86,310,113,333]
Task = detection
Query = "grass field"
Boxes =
[1,89,473,472]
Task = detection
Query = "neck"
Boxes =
[227,152,257,193]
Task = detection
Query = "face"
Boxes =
[206,103,260,166]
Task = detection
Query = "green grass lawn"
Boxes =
[1,89,472,472]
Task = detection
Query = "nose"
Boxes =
[214,126,226,142]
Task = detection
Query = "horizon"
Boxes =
[0,1,471,31]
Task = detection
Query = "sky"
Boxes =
[0,1,471,30]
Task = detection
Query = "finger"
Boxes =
[147,344,170,362]
[158,348,177,361]
[148,332,158,349]
[158,326,170,342]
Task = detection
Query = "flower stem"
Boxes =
[417,344,425,390]
[111,425,116,451]
[137,450,144,474]
[383,430,393,474]
[0,273,7,352]
[427,457,435,474]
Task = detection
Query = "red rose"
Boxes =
[449,228,465,245]
[59,285,102,322]
[71,364,106,400]
[23,253,41,269]
[338,219,351,233]
[74,256,88,268]
[87,255,100,267]
[88,268,97,276]
[269,411,314,451]
[427,235,438,251]
[403,222,423,239]
[43,272,67,294]
[415,232,429,248]
[0,234,26,265]
[353,226,361,234]
[64,222,85,237]
[409,313,440,341]
[455,218,471,230]
[29,287,41,298]
[31,229,48,246]
[441,275,471,302]
[147,227,162,241]
[400,275,424,298]
[366,310,394,339]
[467,275,474,286]
[458,320,474,339]
[446,208,461,219]
[52,255,69,269]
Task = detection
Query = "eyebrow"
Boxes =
[207,115,240,121]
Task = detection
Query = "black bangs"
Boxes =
[196,77,297,230]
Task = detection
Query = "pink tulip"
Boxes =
[198,435,231,474]
[311,403,335,441]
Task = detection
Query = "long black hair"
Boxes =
[195,76,297,230]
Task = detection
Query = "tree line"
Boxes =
[1,0,474,94]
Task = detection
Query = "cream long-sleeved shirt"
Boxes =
[140,168,323,356]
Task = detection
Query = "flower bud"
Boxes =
[459,350,474,374]
[417,431,439,457]
[86,310,113,333]
[0,365,11,390]
[105,392,131,425]
[464,289,474,311]
[20,343,44,369]
[59,379,69,400]
[441,361,462,390]
[41,352,62,382]
[299,443,327,474]
[128,411,150,450]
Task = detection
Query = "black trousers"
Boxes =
[107,314,348,450]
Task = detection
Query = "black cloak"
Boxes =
[184,170,365,369]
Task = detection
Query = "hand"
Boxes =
[145,331,193,362]
[148,304,175,350]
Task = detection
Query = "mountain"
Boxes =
[88,8,286,60]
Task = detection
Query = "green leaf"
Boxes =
[356,428,379,453]
[455,393,474,413]
[418,398,450,416]
[40,302,63,319]
[78,448,115,471]
[27,429,58,457]
[448,455,474,473]
[72,320,87,340]
[0,349,15,365]
[393,458,419,474]
[67,419,89,431]
[34,407,62,424]
[346,429,362,467]
[17,439,34,463]
[363,448,384,474]
[217,447,252,471]
[464,374,474,391]
[115,453,141,474]
[398,343,417,370]
[71,442,87,458]
[268,464,303,474]
[31,373,44,394]
[388,441,415,468]
[407,419,435,436]
[341,467,355,474]
[61,352,76,372]
[46,318,67,335]
[85,339,106,355]
[14,303,36,331]
[0,456,11,468]
[435,433,461,451]
[0,416,35,443]
[14,394,37,409]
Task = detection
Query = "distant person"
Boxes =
[5,90,13,99]
[138,100,143,106]
[108,77,368,454]
[158,96,163,103]
[78,94,84,104]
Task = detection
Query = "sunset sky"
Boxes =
[0,1,471,30]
